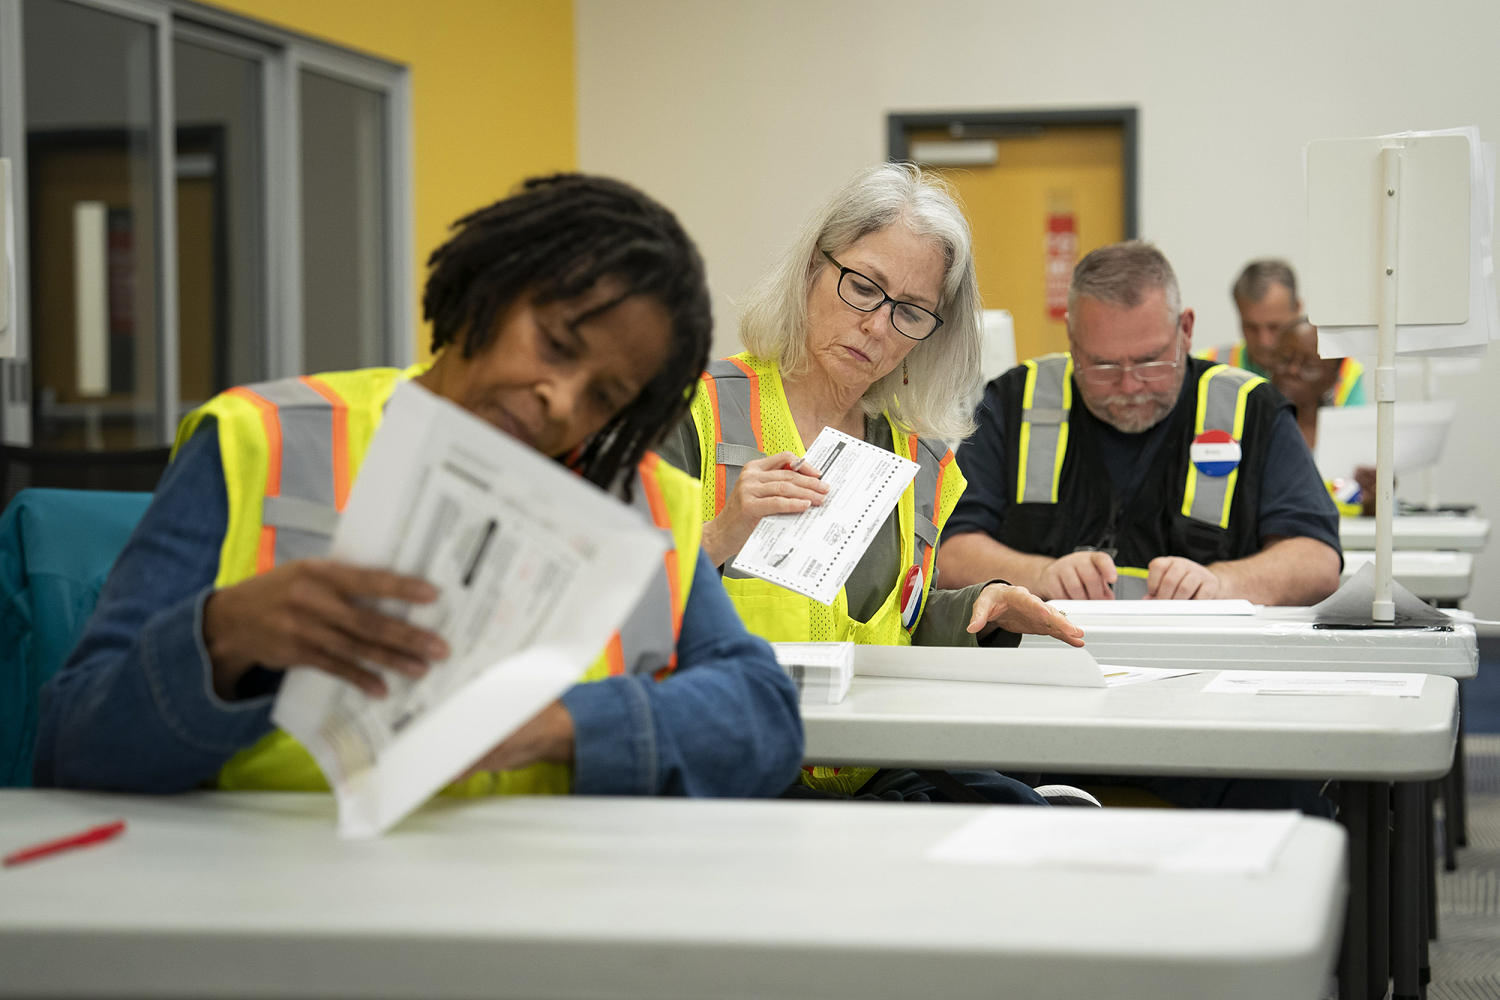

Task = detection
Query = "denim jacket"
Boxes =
[33,426,804,797]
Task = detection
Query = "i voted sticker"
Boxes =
[1190,429,1241,477]
[900,564,925,630]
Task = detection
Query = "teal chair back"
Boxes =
[0,488,151,785]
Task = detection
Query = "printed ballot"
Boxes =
[731,427,917,604]
[272,381,667,838]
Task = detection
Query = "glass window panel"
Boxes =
[299,69,389,373]
[23,0,161,450]
[174,36,267,410]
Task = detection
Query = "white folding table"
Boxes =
[0,790,1346,1000]
[1339,514,1490,553]
[1340,550,1475,603]
[802,668,1458,1000]
[1018,605,1477,677]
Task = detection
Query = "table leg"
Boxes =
[1425,782,1439,943]
[1441,767,1459,872]
[1336,781,1371,1000]
[1391,781,1425,1000]
[1368,783,1391,1000]
[1453,684,1468,849]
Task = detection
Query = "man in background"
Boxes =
[1199,258,1303,377]
[937,241,1341,605]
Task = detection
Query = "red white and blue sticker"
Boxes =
[1190,429,1241,477]
[900,564,925,630]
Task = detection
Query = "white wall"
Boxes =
[577,0,1500,618]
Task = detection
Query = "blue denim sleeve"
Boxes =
[947,381,1010,539]
[33,424,277,791]
[559,550,804,797]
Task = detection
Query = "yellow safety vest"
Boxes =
[174,367,699,796]
[688,353,965,794]
[1015,353,1264,597]
[1198,343,1250,370]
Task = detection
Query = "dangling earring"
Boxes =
[902,359,909,386]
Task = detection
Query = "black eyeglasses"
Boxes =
[821,250,943,341]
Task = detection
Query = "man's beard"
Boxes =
[1082,390,1175,433]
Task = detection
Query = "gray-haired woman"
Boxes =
[659,163,1085,803]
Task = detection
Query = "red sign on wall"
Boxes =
[1044,209,1078,321]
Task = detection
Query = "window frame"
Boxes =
[0,0,413,445]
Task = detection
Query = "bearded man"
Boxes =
[937,240,1340,604]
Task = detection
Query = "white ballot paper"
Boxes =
[1047,599,1257,617]
[929,808,1301,876]
[730,427,917,604]
[1100,665,1200,687]
[1201,670,1427,698]
[854,644,1106,688]
[772,641,853,704]
[271,381,667,838]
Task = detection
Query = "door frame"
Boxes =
[886,107,1139,239]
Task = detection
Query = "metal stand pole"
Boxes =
[1374,144,1401,624]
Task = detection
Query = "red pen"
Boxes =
[3,819,126,868]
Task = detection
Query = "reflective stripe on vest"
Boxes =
[1181,364,1263,529]
[698,356,944,578]
[223,375,352,571]
[1016,354,1072,504]
[1013,355,1261,529]
[609,452,685,679]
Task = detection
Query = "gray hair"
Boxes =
[1066,240,1182,328]
[738,162,982,441]
[1231,258,1298,306]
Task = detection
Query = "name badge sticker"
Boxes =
[1190,429,1241,477]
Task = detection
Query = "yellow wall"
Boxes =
[915,126,1125,364]
[204,0,576,357]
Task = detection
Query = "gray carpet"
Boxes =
[1430,734,1500,999]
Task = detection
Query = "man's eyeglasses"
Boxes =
[821,250,943,341]
[1073,338,1183,385]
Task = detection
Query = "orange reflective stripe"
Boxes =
[299,374,352,511]
[701,374,727,514]
[226,386,282,573]
[603,634,627,677]
[925,449,953,582]
[725,356,764,451]
[636,454,685,647]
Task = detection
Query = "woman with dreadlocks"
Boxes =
[34,174,804,797]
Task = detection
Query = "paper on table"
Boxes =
[1100,665,1199,687]
[772,641,853,704]
[272,381,666,838]
[854,644,1105,688]
[929,809,1301,876]
[1200,670,1427,697]
[730,427,916,604]
[1047,599,1257,617]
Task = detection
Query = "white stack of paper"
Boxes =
[771,641,854,704]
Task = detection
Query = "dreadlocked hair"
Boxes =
[423,174,713,499]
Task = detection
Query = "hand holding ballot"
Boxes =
[202,560,449,701]
[701,450,830,567]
